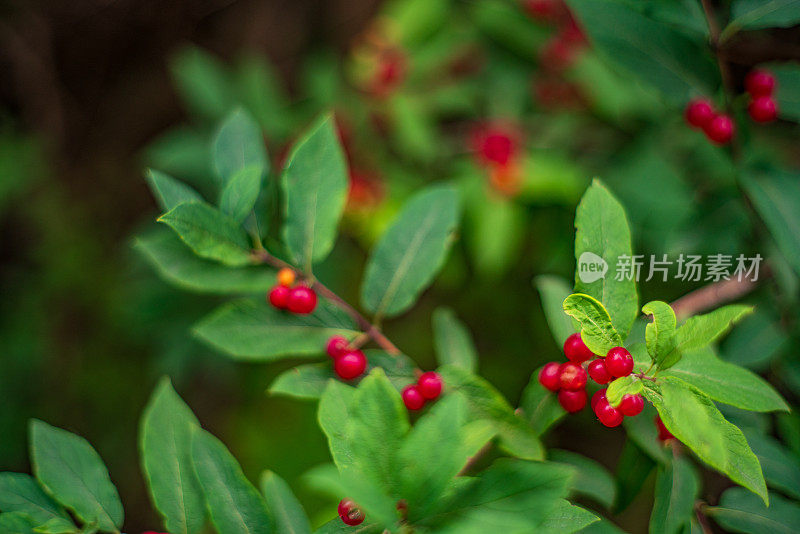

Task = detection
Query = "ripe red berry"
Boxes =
[563,332,595,363]
[538,362,562,392]
[703,114,735,145]
[558,389,587,413]
[745,69,775,97]
[748,96,777,123]
[287,285,317,314]
[605,347,634,378]
[334,350,367,380]
[558,362,587,391]
[591,388,607,410]
[618,394,644,416]
[587,358,612,385]
[326,336,349,359]
[655,415,675,442]
[417,372,443,400]
[684,98,714,129]
[594,397,624,427]
[338,499,365,526]
[268,285,290,309]
[402,385,425,410]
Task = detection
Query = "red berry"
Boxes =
[558,389,587,413]
[684,98,714,129]
[417,372,443,400]
[655,415,675,442]
[268,285,290,309]
[605,347,634,378]
[482,132,514,166]
[538,362,562,392]
[591,389,607,410]
[402,385,426,410]
[334,350,367,380]
[287,285,317,314]
[326,336,349,359]
[618,394,644,416]
[338,499,365,526]
[587,359,612,385]
[748,96,777,123]
[563,332,594,363]
[594,397,624,427]
[745,69,775,97]
[703,114,735,145]
[558,362,587,391]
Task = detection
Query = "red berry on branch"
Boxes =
[334,350,367,380]
[558,389,587,413]
[268,285,290,309]
[588,358,612,384]
[745,69,775,97]
[338,499,365,526]
[703,114,735,145]
[563,332,595,363]
[655,415,675,442]
[326,336,349,359]
[287,285,317,314]
[605,347,634,378]
[618,394,644,416]
[402,385,426,410]
[558,362,587,391]
[594,397,624,427]
[418,372,443,400]
[684,99,714,129]
[539,362,562,392]
[748,96,778,123]
[591,389,607,410]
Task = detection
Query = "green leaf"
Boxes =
[743,430,800,500]
[432,307,478,373]
[260,471,311,534]
[170,46,234,121]
[567,0,719,101]
[535,275,577,348]
[361,185,460,317]
[606,375,643,407]
[572,180,638,338]
[642,301,677,365]
[615,441,657,512]
[439,365,544,460]
[706,487,800,534]
[139,378,206,534]
[220,166,263,222]
[675,305,754,352]
[520,371,566,436]
[312,518,381,533]
[661,347,788,412]
[643,378,767,504]
[29,420,123,532]
[190,428,271,534]
[158,202,252,266]
[212,108,268,183]
[318,381,358,472]
[0,473,73,529]
[562,293,622,356]
[0,512,37,534]
[724,0,800,40]
[194,298,358,361]
[649,455,700,534]
[771,64,800,122]
[134,229,275,294]
[550,450,616,509]
[282,114,348,268]
[32,516,77,534]
[720,309,788,370]
[539,500,599,533]
[146,169,204,212]
[623,403,671,464]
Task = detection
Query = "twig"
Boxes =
[700,0,736,106]
[695,502,714,534]
[670,275,761,321]
[458,442,493,476]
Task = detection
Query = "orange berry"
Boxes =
[277,268,296,287]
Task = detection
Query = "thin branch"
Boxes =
[670,274,761,320]
[695,502,714,534]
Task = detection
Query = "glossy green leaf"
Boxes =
[539,500,599,533]
[642,301,677,365]
[0,473,73,529]
[550,449,616,509]
[158,202,252,266]
[29,420,123,532]
[281,114,348,268]
[432,307,477,373]
[724,0,800,40]
[606,375,643,407]
[220,166,263,222]
[650,455,700,534]
[675,305,754,352]
[535,275,577,348]
[190,429,271,534]
[194,298,358,361]
[146,169,204,212]
[562,293,622,356]
[139,378,206,534]
[520,371,566,436]
[361,185,460,317]
[170,47,235,121]
[212,108,268,183]
[572,180,638,338]
[260,471,311,534]
[706,487,800,534]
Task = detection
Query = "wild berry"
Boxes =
[655,415,675,442]
[563,332,594,363]
[558,362,587,391]
[338,499,365,526]
[402,385,426,411]
[334,350,367,380]
[703,115,735,145]
[618,394,644,416]
[588,358,612,384]
[605,347,633,378]
[745,69,775,97]
[590,389,607,410]
[276,268,296,288]
[684,99,714,129]
[558,389,587,413]
[418,372,443,400]
[538,362,562,392]
[268,285,290,309]
[593,397,624,427]
[472,126,517,167]
[326,336,349,359]
[287,285,317,314]
[748,96,777,123]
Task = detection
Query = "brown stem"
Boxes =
[458,442,493,476]
[700,0,736,105]
[670,274,761,321]
[695,502,714,534]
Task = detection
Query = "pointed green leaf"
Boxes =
[550,450,616,509]
[260,471,311,534]
[675,305,754,352]
[539,500,599,533]
[0,473,73,528]
[146,169,204,212]
[170,47,235,121]
[212,108,268,183]
[361,185,460,317]
[642,301,677,365]
[220,166,263,222]
[706,487,800,534]
[649,455,700,534]
[606,375,643,407]
[535,275,577,348]
[432,307,478,373]
[562,293,622,356]
[724,0,800,39]
[318,381,358,472]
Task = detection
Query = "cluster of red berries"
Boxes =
[268,268,318,314]
[401,372,443,411]
[745,69,779,123]
[338,498,365,526]
[684,99,736,145]
[326,336,368,381]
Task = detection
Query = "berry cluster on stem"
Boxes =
[745,69,778,123]
[402,372,443,411]
[268,268,318,314]
[326,335,368,381]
